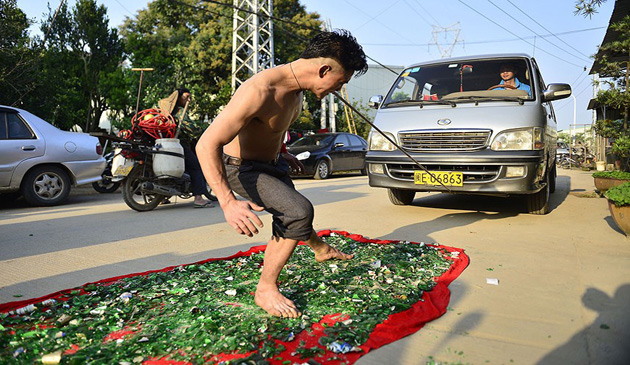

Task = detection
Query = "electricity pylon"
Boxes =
[430,22,461,58]
[231,0,274,91]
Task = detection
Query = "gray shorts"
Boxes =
[224,155,314,241]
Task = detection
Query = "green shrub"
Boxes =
[592,171,630,180]
[605,182,630,207]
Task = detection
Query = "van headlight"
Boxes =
[295,151,310,160]
[369,131,397,151]
[491,127,544,151]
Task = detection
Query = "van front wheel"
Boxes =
[526,178,550,215]
[388,188,415,205]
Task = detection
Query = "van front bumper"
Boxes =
[365,150,548,195]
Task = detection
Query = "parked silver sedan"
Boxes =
[0,105,106,206]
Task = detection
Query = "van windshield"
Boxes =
[383,58,534,107]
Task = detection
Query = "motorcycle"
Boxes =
[92,150,122,193]
[112,139,214,212]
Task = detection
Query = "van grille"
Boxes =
[399,130,491,151]
[386,163,499,183]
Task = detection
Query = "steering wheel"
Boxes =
[487,84,517,90]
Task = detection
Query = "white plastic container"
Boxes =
[596,161,606,171]
[153,138,185,178]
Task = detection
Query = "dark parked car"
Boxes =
[0,105,106,206]
[287,132,367,179]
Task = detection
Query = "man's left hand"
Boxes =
[282,152,305,174]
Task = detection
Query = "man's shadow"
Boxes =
[538,285,630,364]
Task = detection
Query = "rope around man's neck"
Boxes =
[289,62,303,91]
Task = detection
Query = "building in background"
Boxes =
[343,63,404,119]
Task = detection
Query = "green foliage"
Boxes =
[611,135,630,158]
[8,0,325,131]
[391,91,409,102]
[590,15,630,133]
[0,0,40,108]
[117,0,322,126]
[557,132,570,143]
[574,0,607,17]
[5,0,124,131]
[594,118,623,139]
[592,171,630,179]
[334,100,372,140]
[605,182,630,206]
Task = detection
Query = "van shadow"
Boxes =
[538,285,630,364]
[375,210,518,245]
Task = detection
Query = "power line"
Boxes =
[411,0,442,27]
[353,1,402,32]
[361,26,605,47]
[172,0,401,76]
[341,0,416,44]
[487,0,590,63]
[201,0,321,32]
[506,0,592,60]
[112,0,136,17]
[401,0,434,28]
[572,71,590,90]
[457,0,584,68]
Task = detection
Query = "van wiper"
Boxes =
[419,99,457,107]
[383,100,424,107]
[384,99,457,108]
[445,95,526,105]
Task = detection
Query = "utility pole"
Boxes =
[231,0,274,91]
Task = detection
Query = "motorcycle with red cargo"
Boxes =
[111,109,212,212]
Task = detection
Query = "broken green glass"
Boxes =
[0,234,454,363]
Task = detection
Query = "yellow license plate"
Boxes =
[113,165,134,177]
[414,171,463,186]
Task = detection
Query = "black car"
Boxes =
[287,132,367,179]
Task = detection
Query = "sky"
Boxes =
[16,0,617,131]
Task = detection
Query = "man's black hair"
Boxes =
[300,29,368,76]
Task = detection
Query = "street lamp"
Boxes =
[570,94,576,164]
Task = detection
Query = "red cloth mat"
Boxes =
[1,230,469,364]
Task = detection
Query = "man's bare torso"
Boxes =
[223,66,303,162]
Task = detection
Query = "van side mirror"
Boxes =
[543,83,572,102]
[369,95,383,109]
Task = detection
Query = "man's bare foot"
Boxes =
[255,286,301,318]
[314,243,354,262]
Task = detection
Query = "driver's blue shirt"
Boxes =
[499,77,531,96]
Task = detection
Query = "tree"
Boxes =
[71,0,125,132]
[0,0,40,107]
[577,0,630,169]
[574,0,607,17]
[117,0,323,130]
[15,0,124,131]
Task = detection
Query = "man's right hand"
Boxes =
[222,199,265,237]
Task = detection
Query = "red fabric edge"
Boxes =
[0,230,469,365]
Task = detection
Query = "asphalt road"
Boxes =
[1,168,628,364]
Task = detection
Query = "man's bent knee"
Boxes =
[273,198,314,241]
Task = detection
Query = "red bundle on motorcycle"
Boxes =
[118,109,177,143]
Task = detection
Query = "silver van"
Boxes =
[365,54,572,214]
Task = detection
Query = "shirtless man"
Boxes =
[196,30,368,318]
